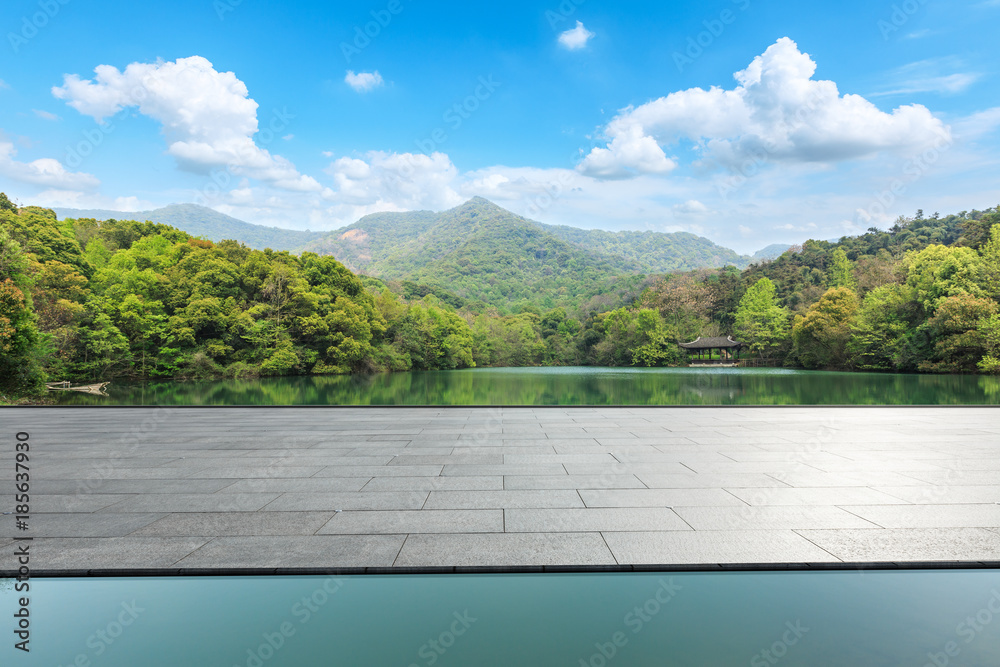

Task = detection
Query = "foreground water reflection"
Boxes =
[52,366,1000,405]
[3,570,999,666]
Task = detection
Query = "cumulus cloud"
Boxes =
[344,70,384,93]
[324,150,463,212]
[51,56,320,191]
[0,139,100,190]
[558,21,595,50]
[578,37,951,179]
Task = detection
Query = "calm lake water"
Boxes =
[52,366,1000,405]
[3,570,999,666]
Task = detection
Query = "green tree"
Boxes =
[847,284,914,370]
[733,278,789,360]
[826,247,857,289]
[0,226,46,397]
[906,244,984,313]
[791,287,859,369]
[918,294,997,373]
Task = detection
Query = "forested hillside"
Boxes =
[53,203,326,251]
[303,198,758,311]
[2,190,998,401]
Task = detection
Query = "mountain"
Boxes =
[538,224,751,273]
[303,197,758,310]
[53,203,325,252]
[751,243,794,262]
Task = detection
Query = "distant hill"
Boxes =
[303,197,763,310]
[540,224,751,273]
[751,243,794,262]
[53,203,326,252]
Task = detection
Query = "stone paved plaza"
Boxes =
[2,407,999,571]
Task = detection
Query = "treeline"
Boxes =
[1,192,999,400]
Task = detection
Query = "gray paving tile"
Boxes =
[726,487,912,506]
[27,479,237,495]
[637,473,787,489]
[8,494,133,513]
[872,485,1000,504]
[766,471,927,487]
[318,510,502,534]
[796,528,1000,561]
[0,513,165,538]
[312,465,443,477]
[174,535,406,567]
[394,533,616,566]
[839,504,1000,528]
[262,492,428,511]
[0,537,209,568]
[441,464,567,476]
[423,490,585,509]
[131,512,337,536]
[360,476,503,491]
[94,493,281,513]
[502,475,646,490]
[602,530,840,564]
[505,508,690,532]
[579,489,745,508]
[673,506,881,531]
[184,466,326,478]
[217,478,370,493]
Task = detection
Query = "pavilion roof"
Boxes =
[678,336,743,349]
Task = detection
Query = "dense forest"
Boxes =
[1,190,998,401]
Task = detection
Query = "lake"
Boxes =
[4,570,999,666]
[50,366,1000,405]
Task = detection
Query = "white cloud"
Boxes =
[672,199,708,216]
[873,57,980,96]
[52,56,320,192]
[953,106,1000,139]
[32,109,60,121]
[0,139,100,190]
[578,37,951,179]
[558,21,595,50]
[324,150,463,213]
[0,79,9,90]
[282,134,294,141]
[344,70,384,93]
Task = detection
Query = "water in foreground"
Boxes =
[3,570,998,666]
[51,366,1000,406]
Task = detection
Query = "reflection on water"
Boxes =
[53,366,1000,405]
[2,570,999,666]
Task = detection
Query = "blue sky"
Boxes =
[1,0,998,253]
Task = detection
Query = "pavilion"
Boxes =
[678,336,743,366]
